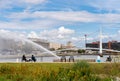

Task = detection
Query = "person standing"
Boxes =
[31,55,36,62]
[96,55,101,63]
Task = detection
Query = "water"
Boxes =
[0,55,109,62]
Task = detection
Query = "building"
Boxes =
[66,41,73,48]
[86,41,120,51]
[61,41,75,49]
[29,38,62,50]
[49,42,62,50]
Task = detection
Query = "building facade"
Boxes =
[86,41,120,51]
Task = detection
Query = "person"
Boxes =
[22,55,27,62]
[31,55,36,62]
[96,55,101,63]
[106,55,112,62]
[60,56,66,62]
[69,56,74,62]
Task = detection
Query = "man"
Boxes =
[22,55,27,62]
[31,55,36,62]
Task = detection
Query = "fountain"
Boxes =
[0,30,60,62]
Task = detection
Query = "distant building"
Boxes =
[49,42,62,50]
[29,38,62,50]
[61,41,75,49]
[67,41,73,48]
[86,41,120,51]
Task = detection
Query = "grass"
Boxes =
[0,62,119,81]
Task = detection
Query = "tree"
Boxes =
[78,49,85,53]
[49,48,55,51]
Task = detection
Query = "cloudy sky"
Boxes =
[0,0,120,47]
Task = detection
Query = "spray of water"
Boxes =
[23,39,60,59]
[0,30,60,59]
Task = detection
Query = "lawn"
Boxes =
[0,62,119,81]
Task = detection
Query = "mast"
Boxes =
[99,27,103,57]
[84,34,87,50]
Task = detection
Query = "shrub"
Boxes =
[78,49,85,53]
[0,65,14,74]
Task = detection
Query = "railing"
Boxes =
[112,55,120,62]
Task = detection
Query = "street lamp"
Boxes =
[84,34,87,50]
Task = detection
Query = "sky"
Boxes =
[0,0,120,47]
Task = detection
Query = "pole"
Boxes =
[84,34,87,50]
[99,27,103,57]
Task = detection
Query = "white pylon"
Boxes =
[99,27,103,55]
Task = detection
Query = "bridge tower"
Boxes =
[99,27,103,57]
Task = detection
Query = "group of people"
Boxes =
[97,55,112,62]
[60,56,74,62]
[22,55,36,62]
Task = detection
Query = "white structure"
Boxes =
[99,27,103,55]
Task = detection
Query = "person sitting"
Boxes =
[31,55,36,62]
[106,55,112,62]
[22,55,27,62]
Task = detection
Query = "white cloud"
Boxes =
[58,26,74,35]
[112,30,120,41]
[71,36,94,42]
[22,0,47,4]
[0,0,47,10]
[0,19,59,29]
[3,10,120,30]
[0,0,12,9]
[27,31,39,38]
[39,26,75,41]
[8,11,96,22]
[57,34,64,39]
[1,0,120,12]
[118,30,120,34]
[71,37,78,41]
[19,33,26,38]
[88,0,120,12]
[0,26,74,41]
[102,35,109,39]
[8,11,120,24]
[4,10,120,30]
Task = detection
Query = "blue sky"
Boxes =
[0,0,120,47]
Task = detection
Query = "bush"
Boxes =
[56,61,101,81]
[0,65,15,74]
[78,49,85,53]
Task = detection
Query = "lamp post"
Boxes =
[84,34,87,50]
